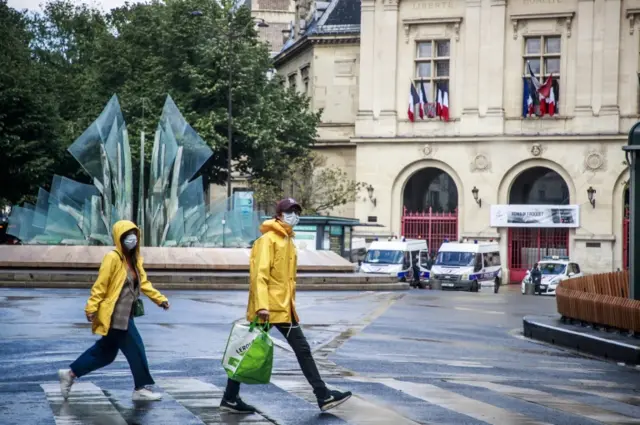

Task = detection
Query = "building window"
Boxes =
[301,66,310,94]
[414,40,450,119]
[523,35,560,117]
[288,73,297,92]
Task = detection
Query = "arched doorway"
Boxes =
[508,167,571,282]
[401,168,458,252]
[624,183,630,270]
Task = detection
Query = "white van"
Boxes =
[430,241,502,292]
[360,239,428,281]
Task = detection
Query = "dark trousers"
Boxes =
[70,318,154,389]
[224,321,328,401]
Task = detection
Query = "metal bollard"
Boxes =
[524,282,536,295]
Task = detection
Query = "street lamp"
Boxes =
[586,186,596,208]
[190,11,268,211]
[471,186,482,207]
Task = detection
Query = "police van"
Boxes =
[360,239,428,281]
[429,241,502,292]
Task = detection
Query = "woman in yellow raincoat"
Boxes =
[57,220,170,401]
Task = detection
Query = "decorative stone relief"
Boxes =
[470,153,490,172]
[584,151,605,172]
[511,13,573,40]
[403,24,412,43]
[531,143,543,157]
[627,9,640,35]
[422,144,433,157]
[445,22,461,41]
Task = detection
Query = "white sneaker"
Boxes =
[132,388,163,401]
[58,369,75,400]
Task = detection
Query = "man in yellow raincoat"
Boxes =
[220,198,352,414]
[57,220,170,401]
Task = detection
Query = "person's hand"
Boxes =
[86,312,95,322]
[160,301,170,310]
[256,309,269,322]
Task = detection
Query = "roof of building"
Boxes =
[277,0,361,58]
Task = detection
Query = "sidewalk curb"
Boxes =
[523,316,640,365]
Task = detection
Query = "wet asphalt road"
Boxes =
[1,286,639,425]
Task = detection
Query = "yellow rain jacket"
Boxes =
[246,219,299,324]
[85,220,168,336]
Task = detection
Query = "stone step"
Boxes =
[0,269,408,291]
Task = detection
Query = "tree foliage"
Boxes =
[250,152,366,216]
[0,0,320,207]
[0,0,62,208]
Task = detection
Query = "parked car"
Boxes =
[521,256,582,296]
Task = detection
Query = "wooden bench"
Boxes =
[556,271,640,332]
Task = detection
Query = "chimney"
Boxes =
[282,24,292,45]
[294,1,300,39]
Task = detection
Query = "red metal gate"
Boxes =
[508,228,569,283]
[401,207,458,252]
[624,207,630,270]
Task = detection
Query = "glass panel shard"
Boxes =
[8,94,263,247]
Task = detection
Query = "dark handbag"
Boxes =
[133,298,145,317]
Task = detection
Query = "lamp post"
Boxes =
[622,122,640,300]
[190,11,268,211]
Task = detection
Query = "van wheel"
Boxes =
[472,282,479,292]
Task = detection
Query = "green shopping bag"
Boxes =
[222,319,274,384]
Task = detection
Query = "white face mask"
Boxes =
[123,234,138,250]
[282,212,300,227]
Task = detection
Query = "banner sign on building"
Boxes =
[490,205,580,228]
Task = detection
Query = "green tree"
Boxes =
[0,1,62,208]
[250,151,366,215]
[29,0,320,185]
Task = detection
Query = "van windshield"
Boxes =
[364,250,403,264]
[435,251,475,267]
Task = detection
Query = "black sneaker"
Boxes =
[220,397,257,414]
[318,390,352,412]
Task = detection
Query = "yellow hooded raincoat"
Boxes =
[246,219,299,324]
[85,220,168,336]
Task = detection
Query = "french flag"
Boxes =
[408,83,420,122]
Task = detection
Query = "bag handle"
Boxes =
[249,317,270,332]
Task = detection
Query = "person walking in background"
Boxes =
[58,220,170,401]
[531,263,542,295]
[220,198,352,414]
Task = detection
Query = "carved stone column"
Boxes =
[462,0,482,116]
[599,0,621,115]
[356,0,376,127]
[575,0,595,115]
[378,0,400,133]
[485,0,507,116]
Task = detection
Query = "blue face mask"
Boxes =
[123,234,138,250]
[282,212,300,227]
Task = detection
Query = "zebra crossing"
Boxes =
[30,371,640,425]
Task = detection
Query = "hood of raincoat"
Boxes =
[260,218,294,238]
[112,220,141,257]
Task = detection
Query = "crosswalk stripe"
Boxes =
[40,381,127,425]
[156,378,273,425]
[547,385,640,406]
[271,377,422,424]
[349,376,551,425]
[453,380,640,424]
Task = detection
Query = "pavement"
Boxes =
[1,285,640,424]
[523,315,640,365]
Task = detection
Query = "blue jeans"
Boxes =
[70,318,154,389]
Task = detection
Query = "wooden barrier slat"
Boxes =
[556,271,640,332]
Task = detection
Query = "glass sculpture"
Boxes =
[8,95,261,247]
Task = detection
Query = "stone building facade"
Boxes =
[271,0,639,281]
